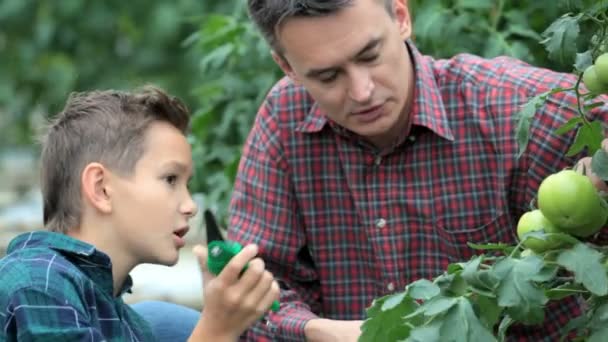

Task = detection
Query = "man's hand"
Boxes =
[574,138,608,193]
[304,318,363,342]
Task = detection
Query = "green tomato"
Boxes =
[538,170,606,237]
[594,52,608,85]
[517,209,564,252]
[583,65,608,93]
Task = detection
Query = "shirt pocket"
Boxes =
[433,211,517,261]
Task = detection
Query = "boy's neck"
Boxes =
[68,224,136,297]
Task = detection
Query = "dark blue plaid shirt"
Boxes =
[0,231,157,341]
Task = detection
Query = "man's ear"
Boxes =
[272,51,301,85]
[81,162,112,214]
[394,0,412,40]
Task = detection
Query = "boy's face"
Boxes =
[273,0,414,148]
[109,121,197,267]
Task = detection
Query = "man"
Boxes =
[228,0,608,340]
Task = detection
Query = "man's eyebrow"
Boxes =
[304,37,382,78]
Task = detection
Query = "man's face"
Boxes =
[275,0,414,148]
[110,121,197,267]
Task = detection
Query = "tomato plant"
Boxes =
[359,2,608,341]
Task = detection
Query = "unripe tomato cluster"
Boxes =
[583,53,608,93]
[517,170,608,252]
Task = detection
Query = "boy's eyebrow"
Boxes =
[304,37,382,78]
[162,160,192,175]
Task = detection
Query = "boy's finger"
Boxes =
[192,244,212,286]
[217,244,259,284]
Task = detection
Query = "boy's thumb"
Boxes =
[192,244,212,285]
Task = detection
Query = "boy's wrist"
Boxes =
[188,317,238,342]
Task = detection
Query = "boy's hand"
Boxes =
[190,243,280,341]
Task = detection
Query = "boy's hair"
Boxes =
[247,0,395,54]
[40,85,190,233]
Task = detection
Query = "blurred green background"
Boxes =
[0,0,591,224]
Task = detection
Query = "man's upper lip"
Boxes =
[174,226,189,238]
[352,104,382,115]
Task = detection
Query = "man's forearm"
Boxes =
[304,318,363,342]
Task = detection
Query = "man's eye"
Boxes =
[319,72,338,83]
[360,54,379,62]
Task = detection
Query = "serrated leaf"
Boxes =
[559,314,588,340]
[566,121,604,156]
[540,14,581,66]
[440,298,498,342]
[574,50,593,72]
[420,296,458,316]
[497,315,514,342]
[406,321,441,342]
[592,149,608,181]
[555,116,583,135]
[557,243,608,296]
[474,295,502,330]
[545,283,587,300]
[467,241,514,253]
[492,256,549,325]
[381,292,408,311]
[407,279,440,300]
[516,93,549,158]
[461,256,500,294]
[360,293,420,342]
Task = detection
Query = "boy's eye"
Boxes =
[165,175,178,185]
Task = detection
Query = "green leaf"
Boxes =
[592,149,608,181]
[540,14,581,66]
[406,321,441,342]
[545,283,587,300]
[556,243,608,296]
[467,241,514,253]
[461,256,499,295]
[574,50,593,73]
[588,303,608,342]
[516,93,549,158]
[555,116,583,135]
[474,295,502,330]
[492,256,549,325]
[420,296,458,316]
[559,314,588,341]
[497,316,514,342]
[439,298,498,342]
[360,293,420,342]
[566,121,604,157]
[407,279,440,300]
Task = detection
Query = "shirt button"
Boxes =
[387,282,395,291]
[375,218,387,228]
[374,156,382,166]
[408,135,416,142]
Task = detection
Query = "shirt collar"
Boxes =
[7,231,134,296]
[295,40,454,142]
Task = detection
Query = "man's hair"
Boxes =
[247,0,395,53]
[40,85,190,233]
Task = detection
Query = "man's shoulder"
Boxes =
[434,53,575,94]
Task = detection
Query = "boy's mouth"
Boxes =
[173,226,189,238]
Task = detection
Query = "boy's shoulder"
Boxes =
[0,231,102,299]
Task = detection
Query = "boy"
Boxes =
[0,86,279,341]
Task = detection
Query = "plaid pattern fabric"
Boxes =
[0,231,156,341]
[228,41,608,341]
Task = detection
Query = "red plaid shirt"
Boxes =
[227,41,605,341]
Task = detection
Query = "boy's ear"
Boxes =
[271,51,301,85]
[81,162,112,214]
